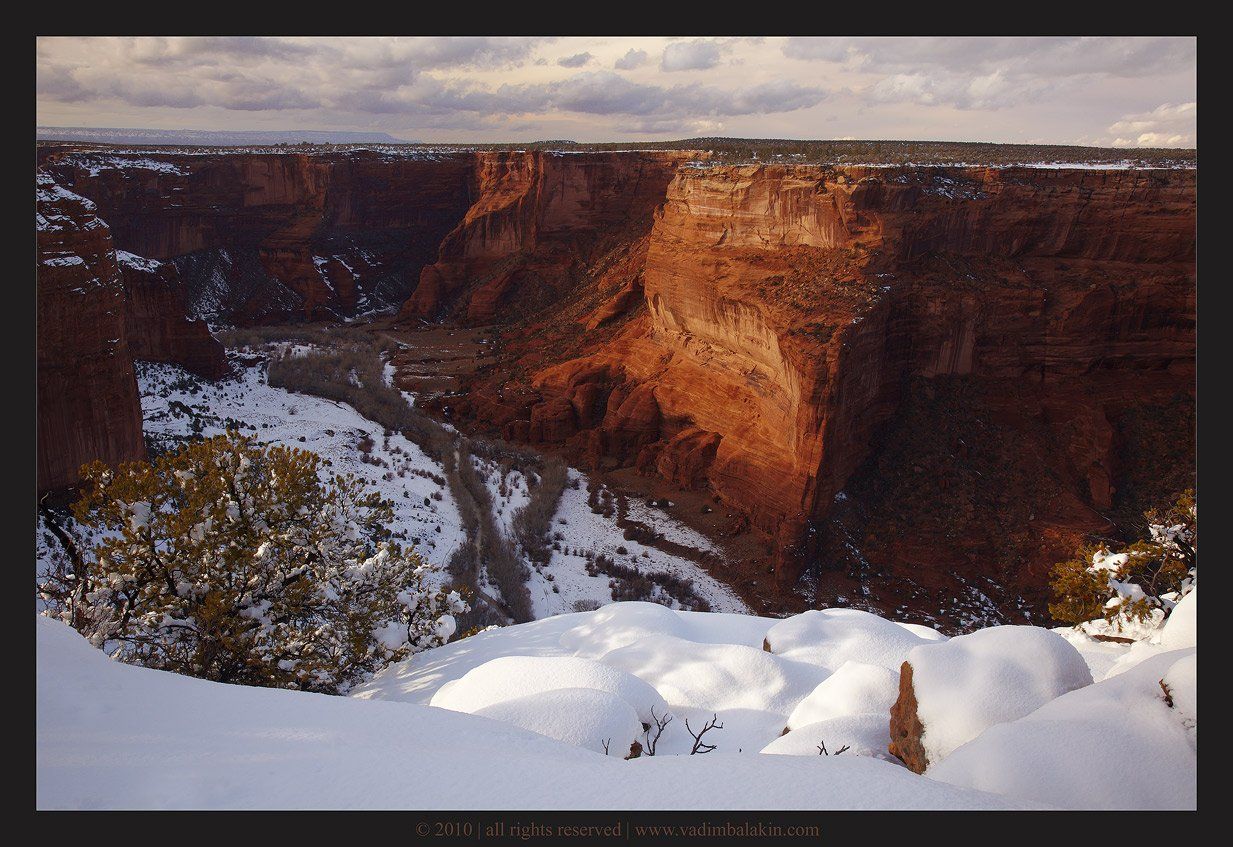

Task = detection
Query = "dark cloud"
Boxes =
[557,52,593,68]
[614,49,648,70]
[661,39,723,72]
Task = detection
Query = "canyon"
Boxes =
[36,145,1196,622]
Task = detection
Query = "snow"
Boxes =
[430,655,668,726]
[908,626,1093,766]
[1162,654,1197,745]
[761,713,895,761]
[37,615,1035,809]
[63,153,188,176]
[558,600,769,657]
[1155,587,1197,649]
[587,634,829,754]
[763,608,942,672]
[526,472,748,618]
[116,250,162,272]
[40,255,86,267]
[784,662,899,731]
[928,647,1196,810]
[135,357,742,621]
[473,687,645,756]
[136,359,467,595]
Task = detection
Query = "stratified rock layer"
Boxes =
[436,162,1195,601]
[37,173,146,493]
[41,150,475,324]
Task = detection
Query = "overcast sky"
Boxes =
[36,36,1197,147]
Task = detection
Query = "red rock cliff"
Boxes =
[399,150,693,324]
[37,172,146,493]
[451,162,1195,610]
[42,150,475,324]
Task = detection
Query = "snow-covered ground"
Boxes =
[36,613,1039,810]
[38,590,1196,809]
[131,355,746,616]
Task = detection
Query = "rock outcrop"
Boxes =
[37,172,146,493]
[37,170,231,493]
[117,251,228,379]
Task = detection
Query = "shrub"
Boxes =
[38,431,468,694]
[1048,490,1196,629]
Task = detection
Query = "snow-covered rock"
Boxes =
[784,662,899,731]
[430,655,668,725]
[906,625,1093,767]
[761,713,894,761]
[473,687,645,756]
[929,647,1196,809]
[763,608,935,672]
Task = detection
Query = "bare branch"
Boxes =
[685,713,723,755]
[645,705,673,756]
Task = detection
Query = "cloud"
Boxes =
[661,39,724,72]
[1108,102,1196,147]
[614,48,648,70]
[784,36,1194,112]
[34,36,1195,145]
[783,36,1194,78]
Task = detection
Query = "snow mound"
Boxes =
[559,602,690,658]
[785,662,899,731]
[910,625,1093,766]
[430,655,667,725]
[474,687,644,756]
[601,633,828,717]
[38,615,1035,809]
[764,608,933,671]
[929,648,1196,810]
[898,622,948,642]
[598,633,829,752]
[761,713,894,761]
[1156,587,1197,649]
[1162,653,1196,745]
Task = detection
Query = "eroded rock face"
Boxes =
[398,151,690,324]
[454,163,1196,599]
[117,252,228,379]
[37,173,146,493]
[40,150,475,324]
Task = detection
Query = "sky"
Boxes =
[36,36,1197,147]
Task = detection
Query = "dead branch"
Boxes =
[685,714,723,755]
[645,705,673,756]
[817,740,851,756]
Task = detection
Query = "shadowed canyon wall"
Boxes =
[40,150,475,324]
[37,171,228,493]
